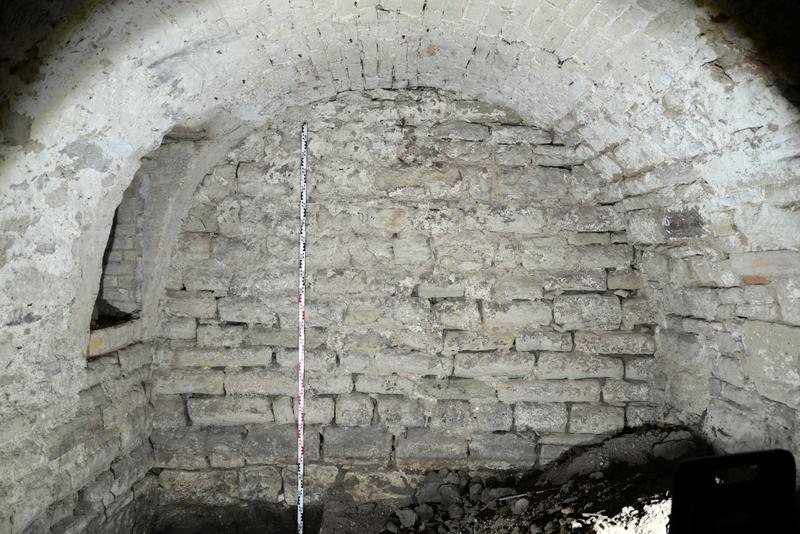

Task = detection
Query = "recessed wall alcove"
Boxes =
[1,0,799,532]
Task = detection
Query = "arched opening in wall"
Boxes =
[91,184,144,330]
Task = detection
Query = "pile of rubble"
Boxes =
[379,427,706,534]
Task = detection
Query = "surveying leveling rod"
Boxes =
[296,123,308,533]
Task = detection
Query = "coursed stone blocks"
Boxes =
[554,294,620,330]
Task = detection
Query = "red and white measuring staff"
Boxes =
[296,122,309,533]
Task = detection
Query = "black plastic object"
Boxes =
[670,449,797,534]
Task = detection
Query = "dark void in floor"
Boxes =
[153,503,323,534]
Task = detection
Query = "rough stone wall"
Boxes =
[3,337,156,533]
[98,175,146,315]
[3,1,800,530]
[625,154,800,463]
[152,89,663,506]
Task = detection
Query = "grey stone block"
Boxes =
[243,425,320,464]
[514,403,568,432]
[377,396,426,428]
[497,379,602,402]
[429,400,512,432]
[468,433,537,465]
[187,397,273,426]
[239,465,282,502]
[197,324,246,347]
[542,270,607,292]
[602,380,652,402]
[415,377,496,400]
[574,331,656,354]
[536,352,623,379]
[442,331,514,354]
[159,318,197,340]
[553,294,620,330]
[515,330,572,352]
[335,394,374,427]
[453,351,535,378]
[396,429,467,465]
[225,368,294,396]
[482,301,552,329]
[167,347,270,367]
[569,404,625,434]
[159,470,238,505]
[430,121,490,141]
[607,269,646,289]
[217,297,279,325]
[373,350,450,378]
[355,374,416,395]
[324,426,392,464]
[162,292,217,319]
[153,369,224,395]
[433,300,480,330]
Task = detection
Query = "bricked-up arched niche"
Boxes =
[1,0,799,531]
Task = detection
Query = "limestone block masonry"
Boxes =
[153,90,662,508]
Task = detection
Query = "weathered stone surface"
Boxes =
[536,352,623,379]
[243,425,320,464]
[324,426,393,464]
[573,331,655,354]
[377,397,426,429]
[569,404,625,434]
[167,347,269,367]
[492,276,545,301]
[238,465,282,502]
[453,351,535,378]
[217,297,279,325]
[442,331,514,354]
[417,282,465,299]
[153,369,224,395]
[625,357,657,381]
[494,144,532,166]
[515,330,573,352]
[776,279,800,325]
[542,270,607,292]
[514,403,568,432]
[607,269,646,289]
[336,394,374,427]
[430,121,490,141]
[622,297,659,326]
[741,320,800,409]
[729,251,800,278]
[490,125,550,145]
[483,301,552,329]
[197,324,246,347]
[429,401,512,432]
[396,430,468,465]
[282,465,340,504]
[187,397,272,426]
[548,206,625,232]
[159,470,238,505]
[159,318,197,340]
[224,368,295,396]
[373,350,449,378]
[87,321,143,357]
[163,292,217,319]
[602,380,652,402]
[433,300,480,330]
[553,294,620,330]
[355,375,416,395]
[468,433,537,465]
[415,378,496,400]
[496,380,602,402]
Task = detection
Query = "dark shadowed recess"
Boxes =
[702,0,800,106]
[153,503,323,534]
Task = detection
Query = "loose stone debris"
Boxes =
[373,427,707,534]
